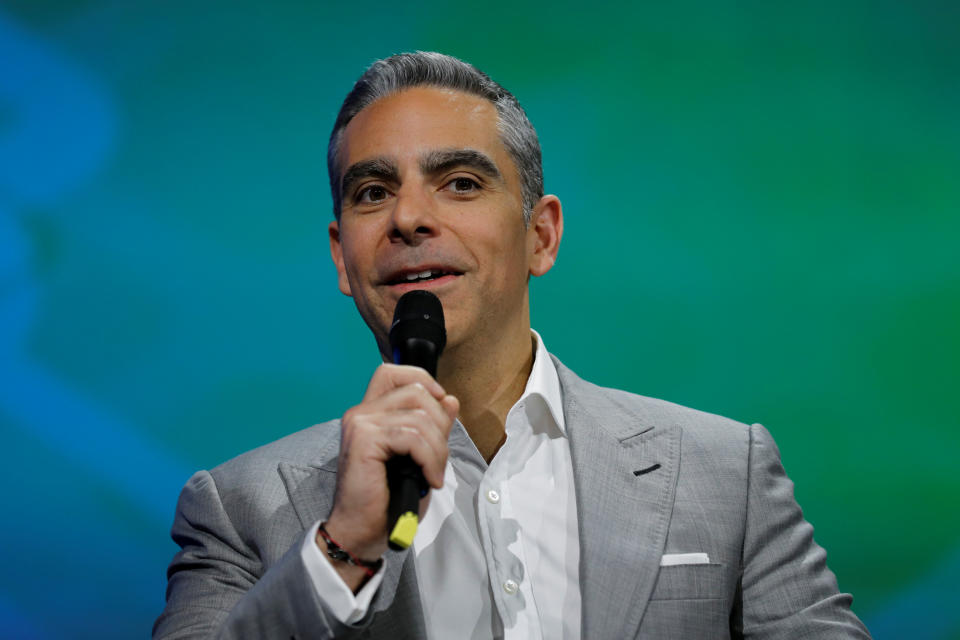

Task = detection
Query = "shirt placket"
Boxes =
[475,400,543,640]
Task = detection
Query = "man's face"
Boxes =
[329,87,549,356]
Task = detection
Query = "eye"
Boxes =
[444,177,481,194]
[356,184,390,204]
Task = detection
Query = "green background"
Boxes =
[1,1,957,637]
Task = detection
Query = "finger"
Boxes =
[373,409,449,477]
[362,383,453,430]
[343,411,449,489]
[363,363,446,402]
[341,387,452,471]
[440,394,460,424]
[379,422,449,489]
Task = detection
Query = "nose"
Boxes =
[389,186,438,245]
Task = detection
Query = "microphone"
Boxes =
[386,290,446,550]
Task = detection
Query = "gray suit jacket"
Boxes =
[155,358,870,639]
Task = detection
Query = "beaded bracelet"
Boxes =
[317,522,383,578]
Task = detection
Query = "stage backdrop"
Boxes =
[1,2,957,638]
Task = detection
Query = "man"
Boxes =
[155,52,870,639]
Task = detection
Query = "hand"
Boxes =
[320,364,459,588]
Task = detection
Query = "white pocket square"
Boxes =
[660,552,710,566]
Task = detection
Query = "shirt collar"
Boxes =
[518,329,566,435]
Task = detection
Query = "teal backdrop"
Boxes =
[1,2,958,638]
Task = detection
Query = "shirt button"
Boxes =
[486,489,500,504]
[503,579,519,595]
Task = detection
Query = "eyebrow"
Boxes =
[339,148,505,202]
[340,157,401,201]
[420,148,503,182]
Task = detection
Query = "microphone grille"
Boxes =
[390,290,446,352]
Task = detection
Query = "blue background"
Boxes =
[1,2,958,637]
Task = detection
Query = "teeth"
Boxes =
[403,269,444,282]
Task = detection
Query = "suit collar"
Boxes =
[555,358,681,638]
[277,357,680,638]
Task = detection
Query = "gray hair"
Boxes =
[327,52,543,225]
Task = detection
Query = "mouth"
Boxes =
[384,267,464,290]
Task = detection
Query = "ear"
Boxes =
[328,219,353,297]
[527,195,563,277]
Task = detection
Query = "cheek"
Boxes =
[488,231,530,273]
[341,237,371,278]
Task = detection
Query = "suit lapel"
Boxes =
[273,358,679,639]
[278,457,426,639]
[556,360,681,639]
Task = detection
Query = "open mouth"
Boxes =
[387,268,462,285]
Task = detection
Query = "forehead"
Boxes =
[339,87,510,174]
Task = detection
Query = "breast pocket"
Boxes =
[649,563,725,601]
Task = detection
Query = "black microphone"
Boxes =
[386,290,446,550]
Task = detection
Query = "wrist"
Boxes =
[316,521,384,579]
[324,511,388,560]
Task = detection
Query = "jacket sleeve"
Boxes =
[153,470,364,640]
[736,423,872,638]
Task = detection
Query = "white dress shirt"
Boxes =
[301,331,581,638]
